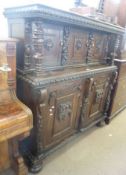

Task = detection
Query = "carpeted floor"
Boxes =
[32,109,126,175]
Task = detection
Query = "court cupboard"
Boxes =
[4,4,124,173]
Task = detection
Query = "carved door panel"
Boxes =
[42,23,63,66]
[80,74,110,128]
[31,21,63,67]
[67,29,88,64]
[93,33,108,62]
[43,80,83,148]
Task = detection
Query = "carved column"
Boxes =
[30,88,48,173]
[32,21,44,76]
[86,33,94,63]
[104,71,118,124]
[61,26,70,65]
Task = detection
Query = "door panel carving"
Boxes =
[40,80,83,148]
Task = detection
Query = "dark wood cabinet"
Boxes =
[4,4,124,173]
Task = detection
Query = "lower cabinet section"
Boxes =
[39,80,83,149]
[17,66,117,172]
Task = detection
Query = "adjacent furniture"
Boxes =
[4,4,124,173]
[108,59,126,119]
[107,28,126,119]
[0,39,33,175]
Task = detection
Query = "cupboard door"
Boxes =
[67,29,88,64]
[80,74,110,128]
[42,23,63,66]
[32,21,63,67]
[93,33,108,62]
[43,80,83,148]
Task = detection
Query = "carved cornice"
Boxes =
[4,4,124,35]
[17,66,117,88]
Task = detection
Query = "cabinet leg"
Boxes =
[29,154,43,173]
[104,117,110,125]
[11,138,28,175]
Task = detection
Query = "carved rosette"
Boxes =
[61,26,70,65]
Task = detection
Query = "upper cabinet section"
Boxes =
[4,4,125,73]
[4,4,124,34]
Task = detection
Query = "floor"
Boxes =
[30,110,126,175]
[3,110,126,175]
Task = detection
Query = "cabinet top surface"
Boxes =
[4,4,124,35]
[19,65,117,87]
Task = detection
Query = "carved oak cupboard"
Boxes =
[4,4,124,173]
